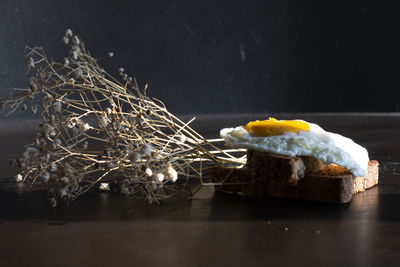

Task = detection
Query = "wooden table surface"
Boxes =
[1,113,399,267]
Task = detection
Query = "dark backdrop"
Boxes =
[1,0,400,115]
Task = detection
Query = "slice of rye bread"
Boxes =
[210,150,379,203]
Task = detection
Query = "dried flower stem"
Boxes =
[1,30,245,205]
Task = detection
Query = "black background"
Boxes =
[1,0,400,115]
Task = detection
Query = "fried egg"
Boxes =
[220,118,369,177]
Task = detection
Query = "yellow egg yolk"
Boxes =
[245,118,310,137]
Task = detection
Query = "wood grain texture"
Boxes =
[0,114,400,267]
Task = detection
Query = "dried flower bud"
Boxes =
[151,151,159,159]
[65,29,73,37]
[99,183,110,192]
[71,45,80,53]
[23,147,39,162]
[15,174,23,183]
[59,186,68,198]
[62,57,70,67]
[27,57,35,69]
[29,81,38,92]
[129,153,140,163]
[118,67,124,74]
[98,116,109,128]
[82,141,88,150]
[62,36,69,44]
[41,172,50,182]
[50,162,57,172]
[166,163,178,182]
[49,198,57,208]
[72,35,80,45]
[81,123,92,132]
[21,104,27,110]
[53,102,62,112]
[137,119,144,127]
[63,163,76,176]
[75,68,83,78]
[70,50,79,60]
[154,173,165,182]
[178,135,186,144]
[145,168,153,177]
[35,137,41,145]
[117,124,124,133]
[141,144,153,157]
[31,105,38,114]
[54,138,61,146]
[107,162,115,169]
[60,176,69,184]
[35,140,42,149]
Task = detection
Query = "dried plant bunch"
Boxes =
[1,29,246,206]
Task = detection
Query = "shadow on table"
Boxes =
[0,180,370,224]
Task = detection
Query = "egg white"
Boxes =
[220,121,369,177]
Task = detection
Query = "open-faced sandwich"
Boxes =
[211,118,379,203]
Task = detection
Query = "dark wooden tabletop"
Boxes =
[1,113,400,267]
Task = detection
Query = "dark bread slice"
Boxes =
[210,150,379,203]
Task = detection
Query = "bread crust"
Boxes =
[210,150,379,203]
